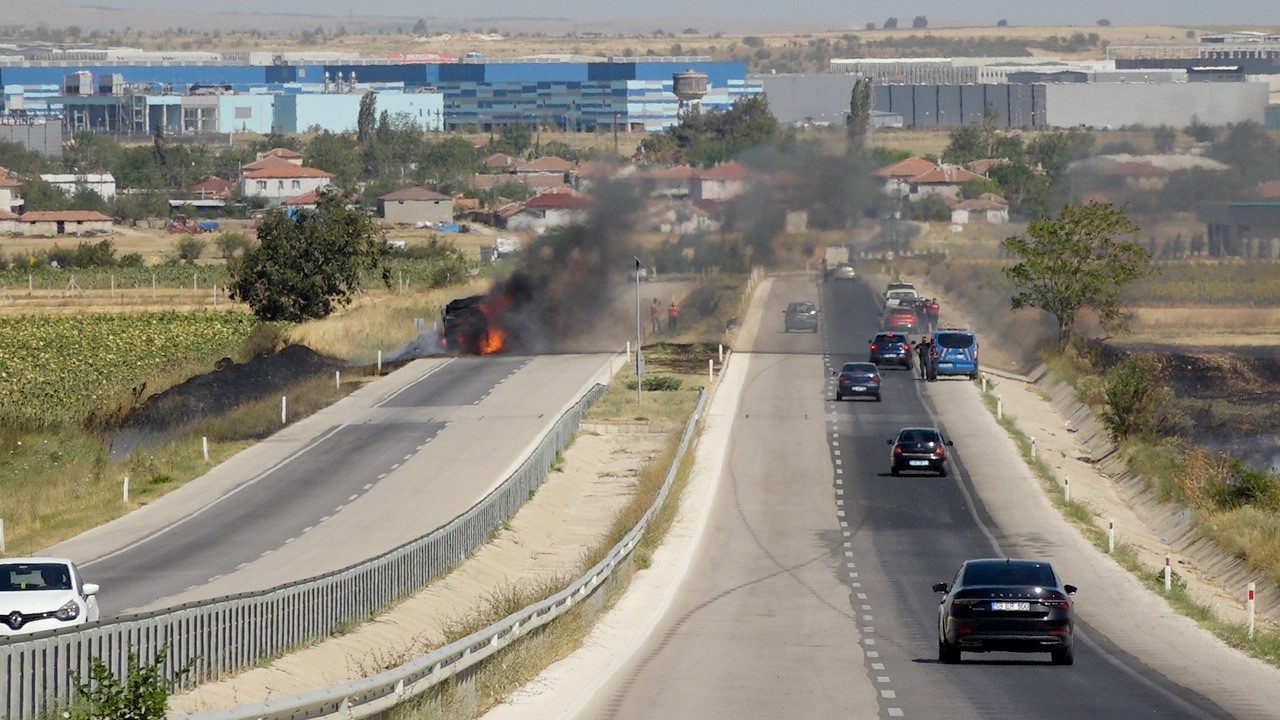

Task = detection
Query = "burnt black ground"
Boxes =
[109,345,346,457]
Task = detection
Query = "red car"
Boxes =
[883,306,919,332]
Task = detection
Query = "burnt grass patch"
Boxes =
[640,342,724,374]
[110,345,347,455]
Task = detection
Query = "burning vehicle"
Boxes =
[439,275,535,355]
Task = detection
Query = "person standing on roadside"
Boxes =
[927,298,940,332]
[668,299,680,332]
[916,337,930,381]
[650,298,662,335]
[927,339,939,382]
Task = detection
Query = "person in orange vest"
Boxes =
[668,299,680,332]
[650,298,662,335]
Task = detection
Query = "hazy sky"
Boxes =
[30,1,1280,31]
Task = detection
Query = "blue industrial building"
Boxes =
[1,56,758,141]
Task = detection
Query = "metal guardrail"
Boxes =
[177,385,709,720]
[0,382,607,720]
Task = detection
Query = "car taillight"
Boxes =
[951,598,981,608]
[933,445,946,457]
[839,374,851,382]
[1042,598,1070,609]
[893,445,903,456]
[872,375,881,382]
[870,344,879,351]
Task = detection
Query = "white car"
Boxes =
[884,288,920,308]
[0,557,100,636]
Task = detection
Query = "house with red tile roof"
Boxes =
[694,161,750,201]
[508,190,592,233]
[873,156,938,194]
[241,165,335,205]
[646,164,697,199]
[644,199,720,234]
[905,164,986,201]
[10,210,113,236]
[482,153,518,171]
[0,172,22,213]
[950,193,1010,225]
[515,156,575,176]
[192,176,236,200]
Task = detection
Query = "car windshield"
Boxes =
[935,332,975,349]
[887,290,916,299]
[897,429,940,444]
[0,563,73,591]
[788,303,814,313]
[962,562,1056,588]
[843,363,877,374]
[875,335,905,345]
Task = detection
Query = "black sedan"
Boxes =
[933,558,1077,665]
[888,426,952,476]
[835,362,881,401]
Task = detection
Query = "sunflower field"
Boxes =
[0,312,259,429]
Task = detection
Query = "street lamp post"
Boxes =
[634,257,643,405]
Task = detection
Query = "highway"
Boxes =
[565,275,1236,719]
[55,353,618,616]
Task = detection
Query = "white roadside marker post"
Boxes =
[202,436,209,462]
[281,396,288,424]
[1248,582,1257,640]
[709,359,714,382]
[1164,554,1172,593]
[1108,519,1115,554]
[123,475,130,504]
[997,395,1003,420]
[1064,475,1070,503]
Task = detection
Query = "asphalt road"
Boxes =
[67,353,615,616]
[569,275,1233,720]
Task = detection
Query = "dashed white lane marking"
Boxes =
[857,592,867,599]
[364,483,374,490]
[872,662,885,670]
[302,526,313,533]
[284,537,295,544]
[319,515,331,522]
[391,463,401,470]
[348,494,359,501]
[377,473,387,480]
[889,709,905,717]
[865,638,876,646]
[881,690,896,698]
[236,562,248,570]
[867,650,879,658]
[403,454,413,460]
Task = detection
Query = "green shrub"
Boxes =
[625,375,683,391]
[70,645,191,720]
[1100,355,1168,442]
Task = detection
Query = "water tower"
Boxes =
[673,69,708,117]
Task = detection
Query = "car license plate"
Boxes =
[908,460,929,466]
[990,601,1030,611]
[853,387,866,392]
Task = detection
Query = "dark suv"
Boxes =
[869,332,913,370]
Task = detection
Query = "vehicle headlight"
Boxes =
[54,599,80,622]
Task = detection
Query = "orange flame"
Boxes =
[477,295,512,354]
[478,325,506,354]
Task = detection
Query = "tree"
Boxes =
[997,19,1008,27]
[1097,18,1111,26]
[865,22,877,30]
[357,92,377,143]
[412,19,428,34]
[846,76,872,153]
[883,17,898,29]
[229,191,391,322]
[1002,202,1151,345]
[1152,125,1178,153]
[912,15,928,29]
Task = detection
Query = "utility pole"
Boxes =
[634,256,643,405]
